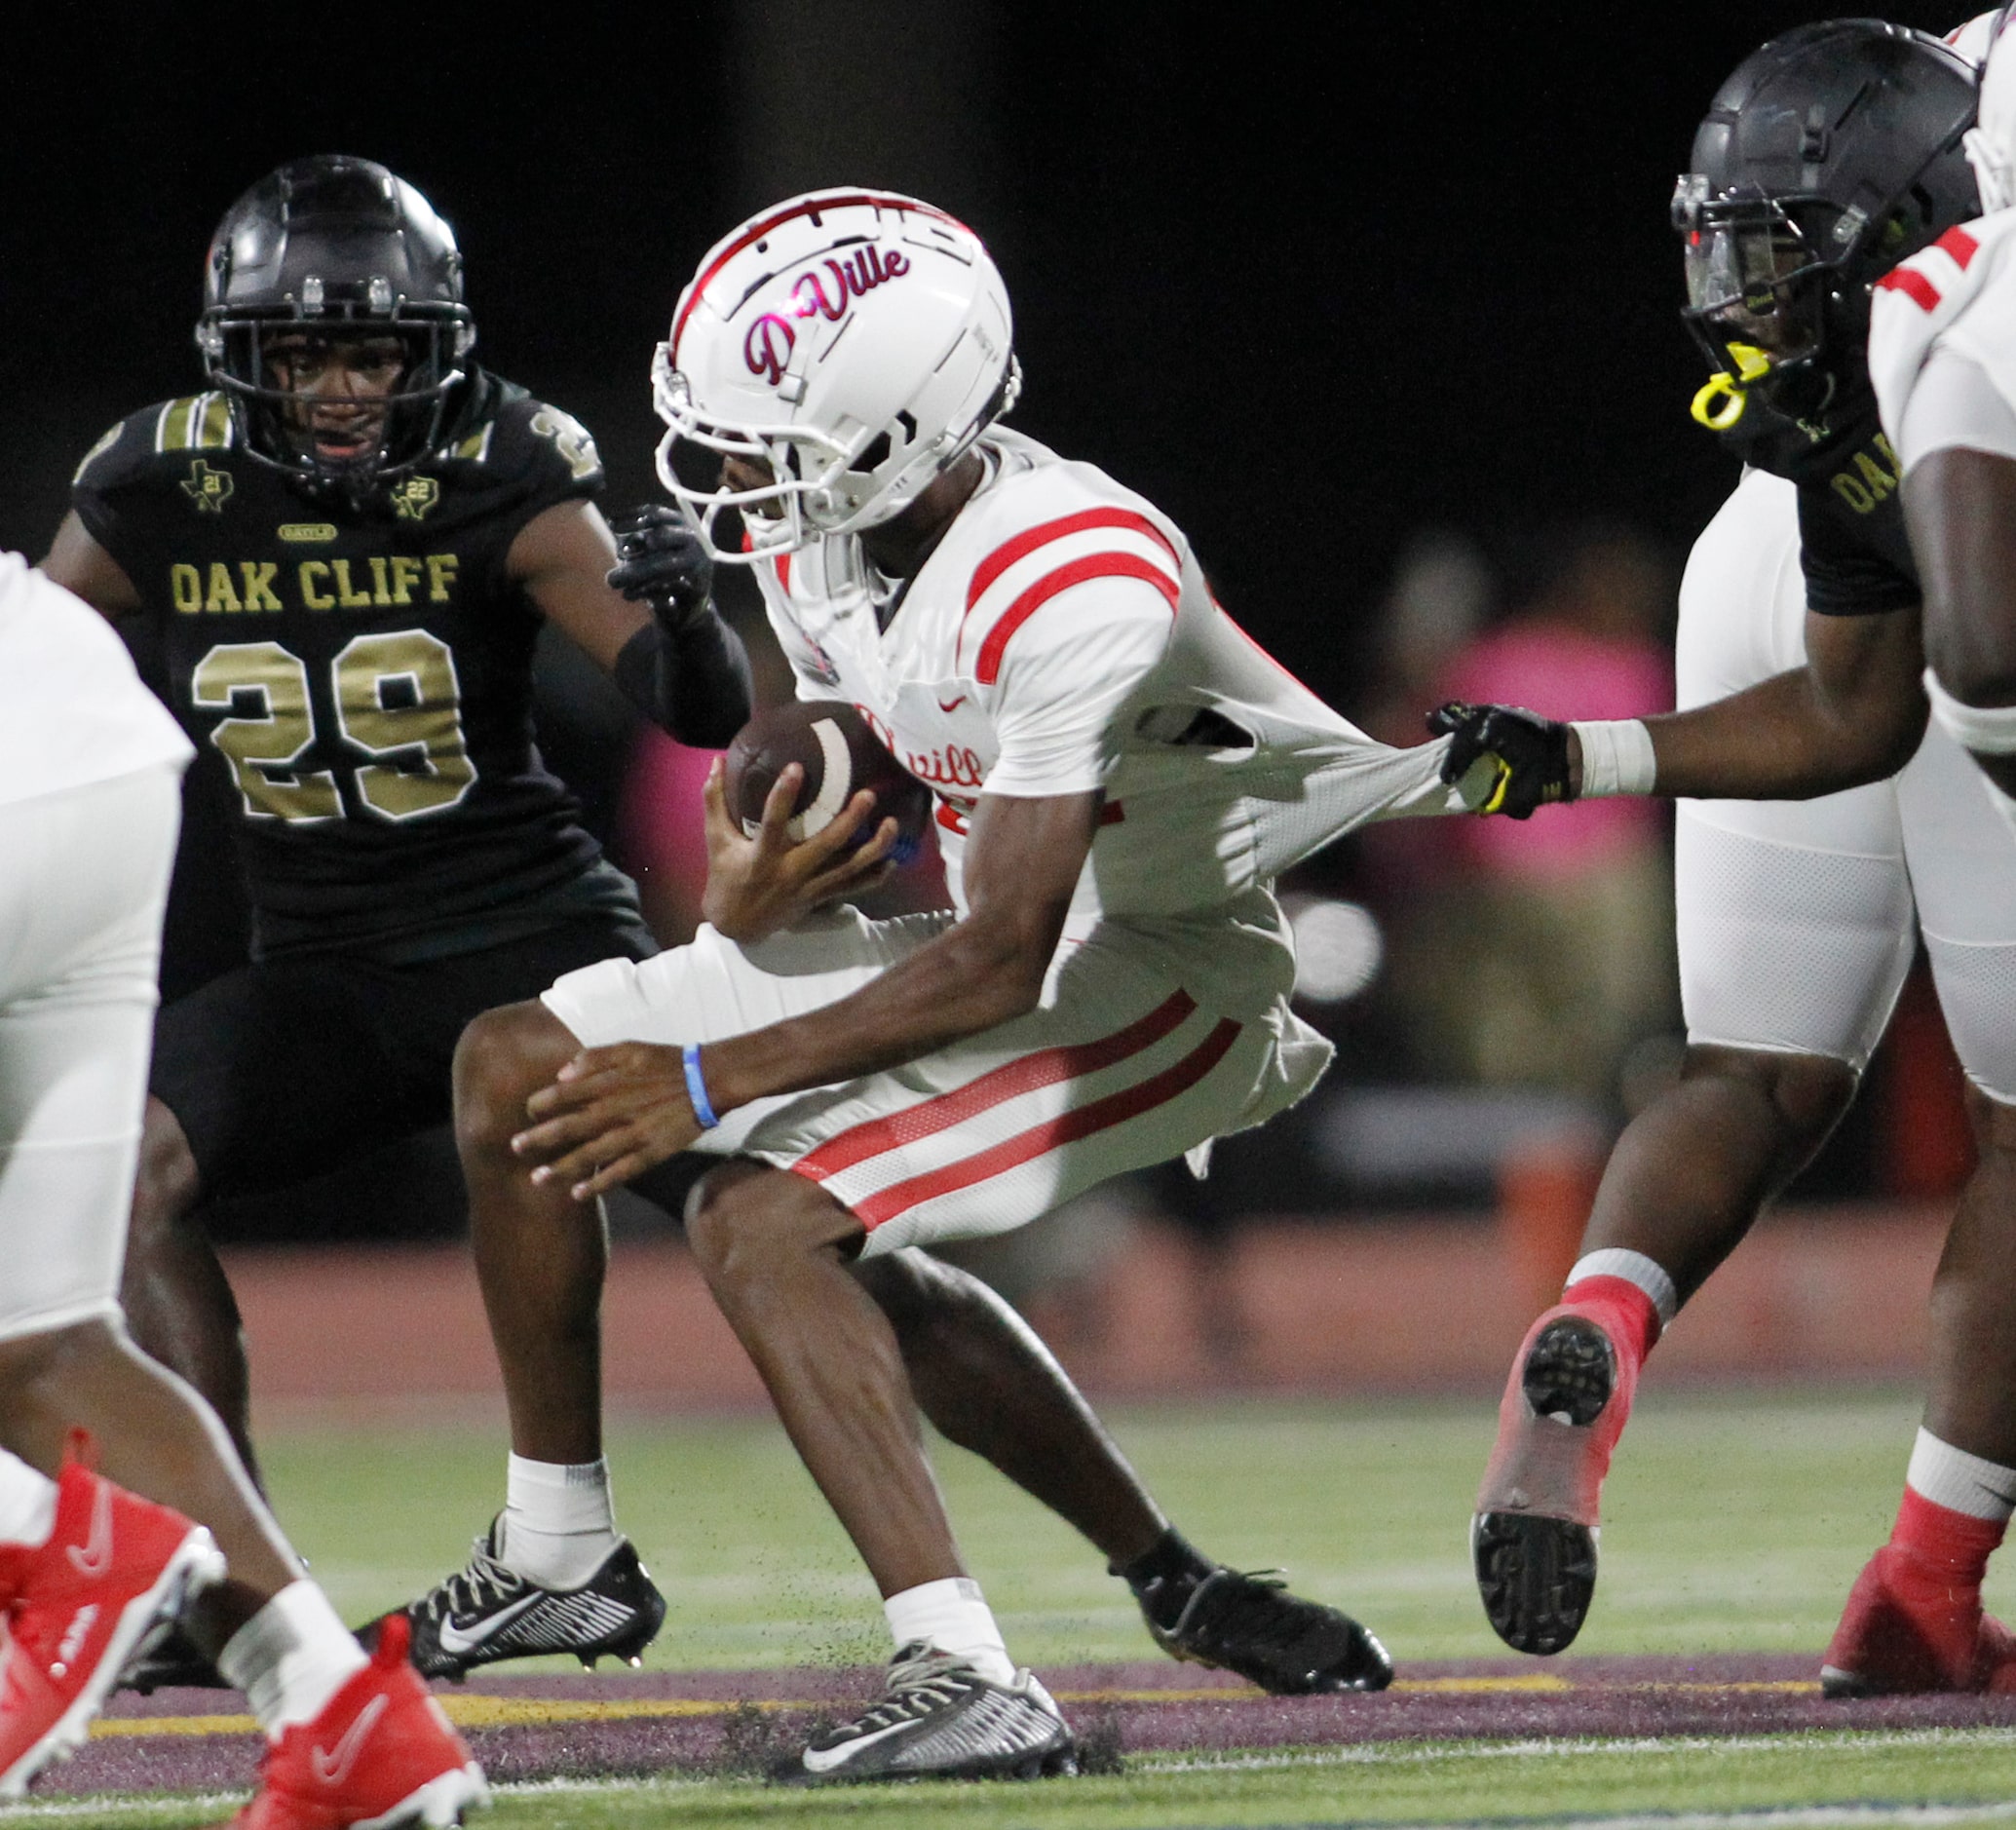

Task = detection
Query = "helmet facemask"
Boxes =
[652,339,1021,564]
[199,298,474,499]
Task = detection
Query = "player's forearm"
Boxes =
[1639,667,1921,799]
[703,910,1055,1111]
[612,612,752,747]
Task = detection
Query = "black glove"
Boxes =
[1426,701,1575,819]
[607,504,714,635]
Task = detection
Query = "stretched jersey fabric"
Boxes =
[1871,210,2016,471]
[70,369,632,959]
[751,430,1467,1013]
[0,553,191,804]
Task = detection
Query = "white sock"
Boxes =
[1566,1248,1679,1330]
[1907,1428,2016,1522]
[218,1580,370,1739]
[500,1454,620,1589]
[884,1577,1015,1685]
[0,1452,57,1548]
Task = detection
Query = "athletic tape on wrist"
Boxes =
[1923,667,2016,753]
[1569,719,1656,798]
[681,1043,721,1130]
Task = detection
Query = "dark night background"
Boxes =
[3,4,1980,1235]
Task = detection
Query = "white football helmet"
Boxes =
[1968,10,2016,210]
[653,188,1020,561]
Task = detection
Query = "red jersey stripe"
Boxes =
[1937,224,1981,269]
[1877,265,1944,312]
[937,796,1124,835]
[843,1016,1243,1231]
[966,509,1180,611]
[794,988,1198,1181]
[741,528,793,594]
[973,553,1180,685]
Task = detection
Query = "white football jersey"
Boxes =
[1870,209,2016,471]
[750,429,1464,926]
[0,552,191,807]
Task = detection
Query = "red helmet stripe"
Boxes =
[670,192,973,363]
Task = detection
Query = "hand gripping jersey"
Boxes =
[752,429,1464,1011]
[0,553,191,805]
[1870,210,2016,474]
[69,370,632,958]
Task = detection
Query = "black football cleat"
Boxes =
[120,1624,229,1695]
[368,1517,666,1681]
[780,1643,1077,1784]
[1144,1567,1393,1694]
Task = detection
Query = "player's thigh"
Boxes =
[0,769,180,1340]
[1898,726,2016,1101]
[740,932,1291,1260]
[1675,790,1916,1071]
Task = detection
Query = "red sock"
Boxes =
[1890,1486,2006,1590]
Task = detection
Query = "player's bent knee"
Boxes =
[452,1000,581,1154]
[686,1161,864,1288]
[132,1097,200,1230]
[1683,1044,1856,1149]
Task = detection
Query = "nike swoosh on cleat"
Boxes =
[311,1693,389,1788]
[801,1716,922,1774]
[66,1483,113,1579]
[434,1592,547,1657]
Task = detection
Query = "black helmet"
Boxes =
[1672,19,1978,429]
[195,155,476,488]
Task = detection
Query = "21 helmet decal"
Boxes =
[652,188,1020,562]
[1673,20,1979,431]
[196,155,476,496]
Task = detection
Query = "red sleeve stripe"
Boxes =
[834,1015,1243,1232]
[792,989,1197,1181]
[1937,224,1981,269]
[1876,265,1943,312]
[966,508,1179,610]
[938,795,1125,835]
[972,553,1180,685]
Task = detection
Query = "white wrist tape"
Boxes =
[1923,667,2016,753]
[1568,719,1656,798]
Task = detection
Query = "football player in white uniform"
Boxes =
[1436,20,2016,1697]
[448,189,1492,1782]
[0,555,484,1824]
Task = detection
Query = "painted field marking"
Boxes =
[82,1671,1823,1742]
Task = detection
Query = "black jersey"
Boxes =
[73,369,638,959]
[1723,382,1920,618]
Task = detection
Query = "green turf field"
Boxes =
[24,1388,2016,1829]
[267,1387,1987,1670]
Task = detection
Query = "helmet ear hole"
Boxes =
[854,431,893,474]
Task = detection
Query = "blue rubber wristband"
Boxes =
[682,1043,721,1130]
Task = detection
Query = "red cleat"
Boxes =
[230,1612,486,1828]
[1821,1544,2016,1697]
[0,1440,225,1798]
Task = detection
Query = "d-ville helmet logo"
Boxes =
[390,476,440,521]
[182,460,234,514]
[742,248,913,387]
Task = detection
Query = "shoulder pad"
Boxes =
[1871,219,2002,435]
[452,391,603,490]
[73,395,235,488]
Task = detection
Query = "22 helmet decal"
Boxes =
[653,188,1020,562]
[196,155,476,493]
[1673,20,1979,430]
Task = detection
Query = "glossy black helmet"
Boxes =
[195,155,476,486]
[1673,20,1978,428]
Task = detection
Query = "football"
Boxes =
[722,700,932,861]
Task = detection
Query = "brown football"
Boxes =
[722,700,932,861]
